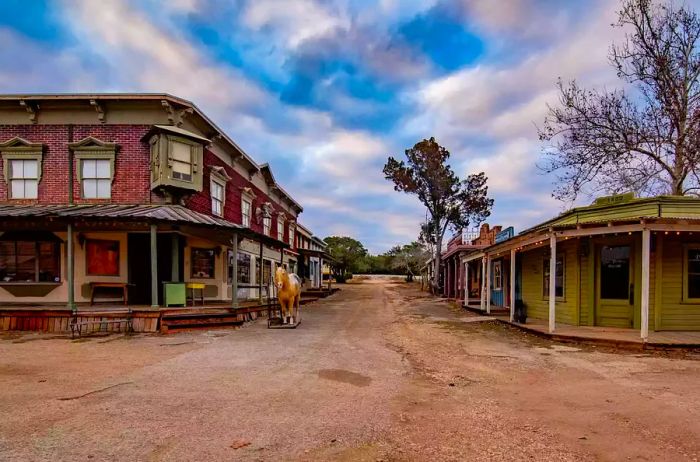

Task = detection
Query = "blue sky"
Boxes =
[1,0,688,253]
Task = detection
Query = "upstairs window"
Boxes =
[81,159,112,199]
[9,159,39,199]
[171,141,193,182]
[1,137,43,200]
[277,218,284,241]
[242,199,252,227]
[211,179,224,216]
[70,137,117,200]
[263,216,271,236]
[289,224,295,247]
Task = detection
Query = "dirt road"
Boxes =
[1,280,699,461]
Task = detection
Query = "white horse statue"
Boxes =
[275,265,302,324]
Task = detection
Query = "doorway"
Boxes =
[596,244,634,327]
[127,233,184,306]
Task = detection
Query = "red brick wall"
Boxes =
[0,124,152,204]
[185,150,295,247]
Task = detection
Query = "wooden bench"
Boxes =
[90,282,129,305]
[70,308,133,338]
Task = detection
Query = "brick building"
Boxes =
[0,94,328,332]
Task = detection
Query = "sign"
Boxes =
[495,226,514,244]
[593,192,635,206]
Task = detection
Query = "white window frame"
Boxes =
[1,137,43,200]
[277,216,285,242]
[80,158,112,199]
[263,216,271,236]
[210,177,225,217]
[8,158,39,199]
[289,224,295,247]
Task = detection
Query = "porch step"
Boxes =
[160,311,244,334]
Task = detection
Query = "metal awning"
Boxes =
[0,204,287,248]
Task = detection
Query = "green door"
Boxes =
[596,244,634,328]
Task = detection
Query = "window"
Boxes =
[81,159,111,199]
[9,159,39,199]
[277,219,284,241]
[241,199,252,227]
[228,250,251,284]
[171,141,193,182]
[263,216,271,236]
[2,137,43,200]
[493,261,502,290]
[0,240,60,283]
[211,179,224,216]
[191,248,216,279]
[600,245,630,300]
[543,255,565,298]
[86,239,120,276]
[289,225,295,247]
[685,247,700,300]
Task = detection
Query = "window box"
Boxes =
[145,126,208,193]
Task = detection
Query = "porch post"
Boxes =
[464,260,469,307]
[549,234,556,333]
[171,234,179,281]
[232,232,238,309]
[510,248,516,322]
[258,240,264,303]
[150,224,158,308]
[480,257,486,311]
[641,228,651,340]
[67,222,76,313]
[486,255,491,314]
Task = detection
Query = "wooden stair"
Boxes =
[160,310,244,334]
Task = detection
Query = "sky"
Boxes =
[0,0,689,253]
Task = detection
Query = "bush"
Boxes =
[334,272,353,283]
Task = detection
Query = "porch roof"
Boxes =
[521,195,700,234]
[0,204,287,248]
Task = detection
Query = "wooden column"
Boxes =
[463,260,469,306]
[510,248,516,322]
[67,223,76,313]
[150,224,158,308]
[258,240,264,302]
[232,233,239,309]
[640,228,651,340]
[549,234,556,333]
[171,234,179,282]
[480,257,486,311]
[486,255,491,314]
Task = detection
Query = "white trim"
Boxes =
[640,228,651,340]
[486,256,491,314]
[549,234,556,333]
[510,248,516,322]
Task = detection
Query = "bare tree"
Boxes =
[384,137,493,292]
[540,0,700,200]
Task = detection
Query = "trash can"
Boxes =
[162,282,186,307]
[514,299,527,324]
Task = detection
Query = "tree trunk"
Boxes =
[432,234,442,293]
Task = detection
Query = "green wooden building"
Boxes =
[465,195,700,338]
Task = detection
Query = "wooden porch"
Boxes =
[492,315,700,349]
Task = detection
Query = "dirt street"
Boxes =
[1,280,700,461]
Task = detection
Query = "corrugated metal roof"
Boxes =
[0,204,243,228]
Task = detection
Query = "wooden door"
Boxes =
[596,244,634,327]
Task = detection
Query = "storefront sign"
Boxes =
[495,226,514,244]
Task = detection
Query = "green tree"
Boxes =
[388,241,430,281]
[323,236,368,278]
[540,0,700,200]
[384,137,494,292]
